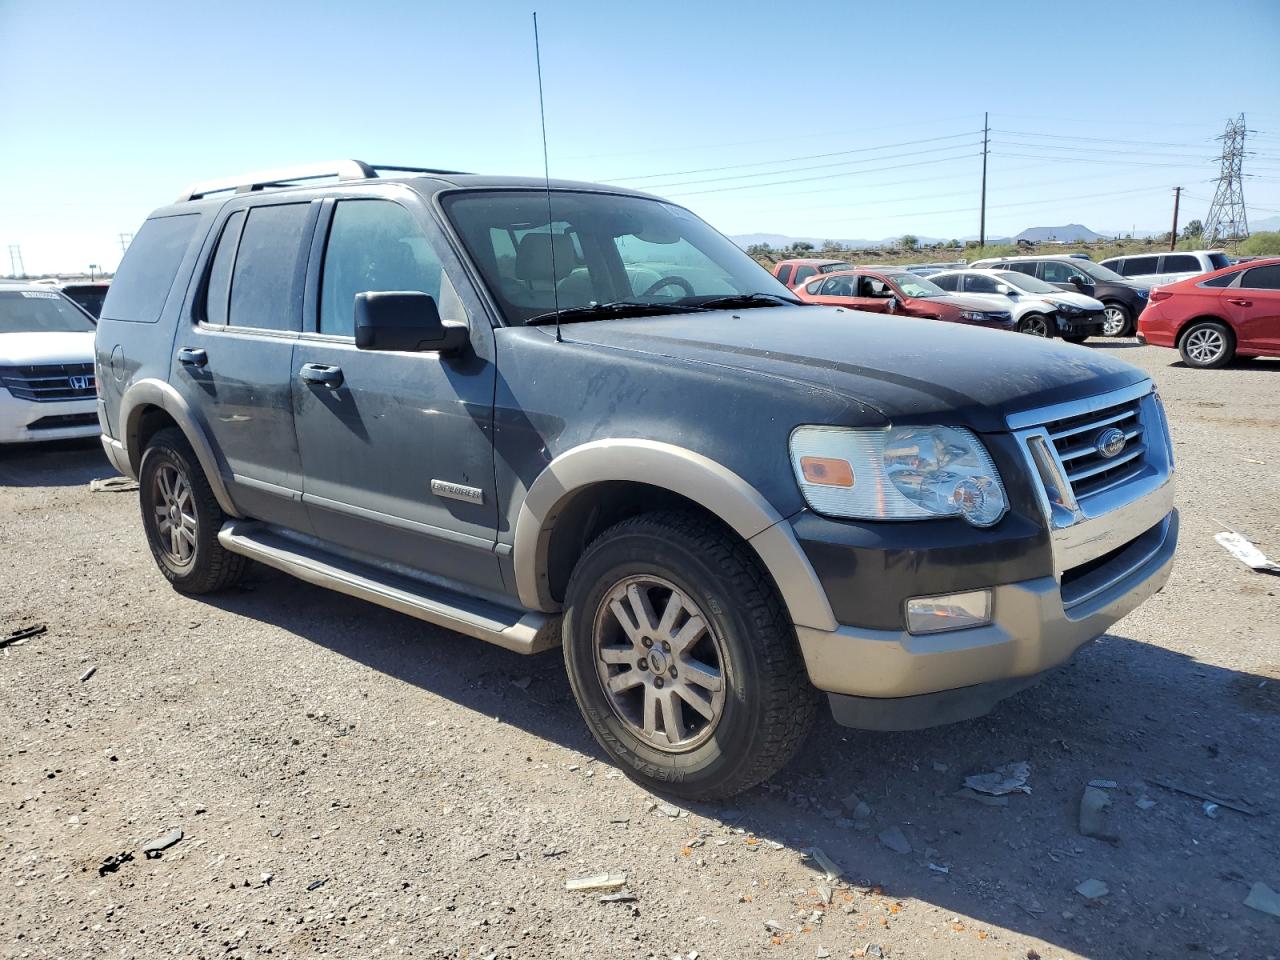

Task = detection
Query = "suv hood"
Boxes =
[0,330,95,366]
[563,306,1148,432]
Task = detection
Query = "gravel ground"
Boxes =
[2,341,1278,960]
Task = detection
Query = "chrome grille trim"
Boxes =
[0,363,97,402]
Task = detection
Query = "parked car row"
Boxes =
[1099,250,1230,289]
[967,255,1150,337]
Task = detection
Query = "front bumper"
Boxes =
[805,509,1177,729]
[0,390,100,443]
[1057,310,1106,336]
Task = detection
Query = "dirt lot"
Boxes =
[2,341,1278,960]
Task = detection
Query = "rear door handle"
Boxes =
[176,347,207,367]
[298,363,344,388]
[1226,297,1252,307]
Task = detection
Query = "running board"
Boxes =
[217,521,559,655]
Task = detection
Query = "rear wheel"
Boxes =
[562,511,816,800]
[1101,302,1132,337]
[139,428,246,593]
[1178,320,1234,369]
[1018,313,1051,338]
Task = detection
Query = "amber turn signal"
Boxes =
[799,456,854,487]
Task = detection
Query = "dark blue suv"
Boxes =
[96,161,1177,798]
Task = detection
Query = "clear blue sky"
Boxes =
[2,0,1279,274]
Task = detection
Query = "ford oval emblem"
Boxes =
[1095,427,1127,459]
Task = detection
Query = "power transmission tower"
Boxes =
[1202,114,1249,244]
[8,245,24,279]
[118,232,133,253]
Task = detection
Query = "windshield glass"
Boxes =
[817,262,853,273]
[995,270,1059,295]
[0,290,95,333]
[1075,260,1126,283]
[442,191,798,325]
[885,273,945,298]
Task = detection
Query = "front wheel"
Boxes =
[1178,320,1234,368]
[562,511,816,800]
[1018,313,1051,338]
[1101,303,1132,337]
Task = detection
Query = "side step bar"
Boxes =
[217,521,559,655]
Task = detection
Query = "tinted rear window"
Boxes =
[1163,254,1200,272]
[1202,271,1238,288]
[1241,264,1280,290]
[1120,256,1158,275]
[227,203,311,331]
[102,214,201,323]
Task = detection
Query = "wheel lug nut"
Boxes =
[654,677,664,689]
[661,641,671,652]
[669,667,677,679]
[637,659,647,671]
[642,637,653,648]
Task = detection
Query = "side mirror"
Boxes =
[354,291,468,354]
[996,283,1014,296]
[1069,276,1087,289]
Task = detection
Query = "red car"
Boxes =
[794,268,1016,331]
[772,258,853,288]
[1137,257,1280,368]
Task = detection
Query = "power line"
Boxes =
[600,131,980,183]
[990,151,1211,170]
[642,142,983,190]
[993,139,1213,161]
[993,128,1214,150]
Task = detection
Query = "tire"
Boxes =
[1062,334,1089,345]
[562,510,817,800]
[1101,302,1132,337]
[139,427,246,594]
[1178,320,1234,369]
[1018,313,1051,338]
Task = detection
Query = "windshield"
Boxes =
[1075,261,1126,283]
[995,271,1059,295]
[817,261,853,273]
[885,273,945,298]
[0,290,95,334]
[442,190,799,325]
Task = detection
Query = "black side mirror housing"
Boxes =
[354,291,468,354]
[1069,276,1087,289]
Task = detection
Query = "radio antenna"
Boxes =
[532,12,562,343]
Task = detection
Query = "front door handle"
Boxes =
[1226,297,1253,308]
[298,363,344,388]
[176,347,207,367]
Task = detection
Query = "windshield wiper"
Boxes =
[688,292,802,309]
[525,301,709,326]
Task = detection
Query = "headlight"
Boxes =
[1051,301,1082,315]
[790,425,1008,526]
[958,310,986,321]
[1135,288,1149,299]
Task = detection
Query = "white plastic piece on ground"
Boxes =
[1214,530,1280,573]
[964,761,1032,796]
[89,477,139,493]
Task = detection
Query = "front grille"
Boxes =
[0,363,96,402]
[27,413,99,431]
[1042,395,1146,501]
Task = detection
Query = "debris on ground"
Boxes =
[964,761,1031,796]
[510,676,532,690]
[856,944,884,958]
[598,891,637,904]
[1075,878,1109,899]
[1088,779,1118,789]
[1203,802,1220,819]
[928,862,950,874]
[763,920,784,934]
[141,828,184,859]
[1079,787,1119,844]
[1135,798,1157,811]
[1244,881,1280,918]
[1214,529,1280,574]
[1148,777,1258,816]
[878,826,912,855]
[306,879,327,891]
[803,847,843,881]
[97,851,133,876]
[954,787,1009,807]
[565,872,627,892]
[0,624,46,649]
[89,477,140,493]
[656,802,686,818]
[78,666,97,682]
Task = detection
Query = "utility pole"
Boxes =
[1203,113,1249,244]
[1169,187,1182,251]
[979,111,989,248]
[118,232,132,254]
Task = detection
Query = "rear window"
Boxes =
[102,214,201,323]
[1241,264,1280,290]
[1120,256,1159,276]
[1202,271,1239,288]
[1208,253,1232,270]
[775,265,792,285]
[227,203,312,331]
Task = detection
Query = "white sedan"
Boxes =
[0,284,100,443]
[931,269,1106,341]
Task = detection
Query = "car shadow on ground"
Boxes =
[0,439,112,488]
[200,564,1279,959]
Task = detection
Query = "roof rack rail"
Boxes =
[175,160,469,203]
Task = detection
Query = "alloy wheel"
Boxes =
[1102,306,1127,337]
[1184,327,1227,365]
[1021,315,1049,337]
[593,575,728,752]
[153,462,197,565]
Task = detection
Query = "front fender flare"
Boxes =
[512,439,838,631]
[120,378,241,518]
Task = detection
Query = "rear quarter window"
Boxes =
[101,214,201,323]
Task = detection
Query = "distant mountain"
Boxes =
[730,232,961,250]
[1250,214,1280,233]
[1013,224,1107,243]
